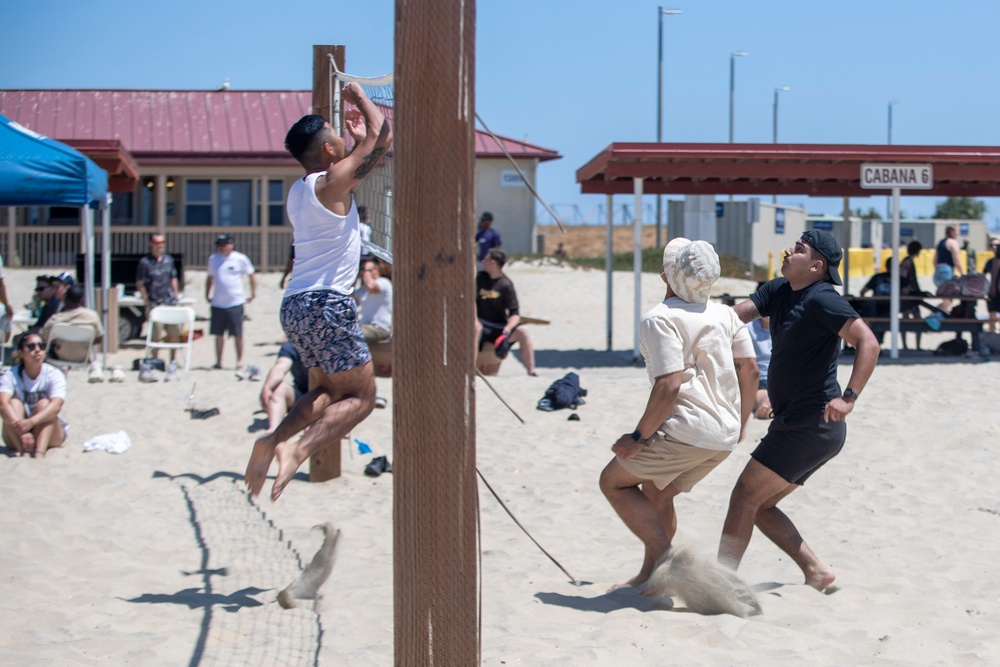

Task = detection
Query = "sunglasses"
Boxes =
[22,342,45,351]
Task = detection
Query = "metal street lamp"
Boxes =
[772,86,790,204]
[656,7,682,246]
[887,99,901,144]
[886,99,901,218]
[772,86,790,143]
[728,51,748,143]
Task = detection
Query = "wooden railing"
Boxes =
[3,226,294,272]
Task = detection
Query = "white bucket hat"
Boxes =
[662,238,720,304]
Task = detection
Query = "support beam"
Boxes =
[605,193,613,352]
[312,45,344,121]
[633,177,643,360]
[394,2,479,663]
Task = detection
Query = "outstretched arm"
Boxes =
[318,82,393,202]
[732,299,761,324]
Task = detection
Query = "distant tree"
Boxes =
[853,207,882,220]
[933,197,986,220]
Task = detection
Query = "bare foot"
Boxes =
[607,572,650,593]
[245,434,309,501]
[269,439,309,501]
[245,435,277,498]
[805,566,837,592]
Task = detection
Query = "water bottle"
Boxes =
[186,383,197,411]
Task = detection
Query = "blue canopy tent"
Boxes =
[0,113,112,366]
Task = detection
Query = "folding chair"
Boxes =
[45,322,97,370]
[145,306,196,372]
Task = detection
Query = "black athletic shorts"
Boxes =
[210,304,244,337]
[751,409,846,485]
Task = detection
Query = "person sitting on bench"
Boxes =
[475,248,536,376]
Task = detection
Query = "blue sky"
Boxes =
[3,0,1000,228]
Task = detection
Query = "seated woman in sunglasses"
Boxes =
[0,332,68,457]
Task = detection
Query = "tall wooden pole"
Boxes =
[394,0,478,664]
[308,44,346,483]
[312,45,344,119]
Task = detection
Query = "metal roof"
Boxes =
[577,142,1000,197]
[0,89,560,165]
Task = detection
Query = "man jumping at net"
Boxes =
[245,82,392,501]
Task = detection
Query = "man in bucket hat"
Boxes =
[599,238,759,591]
[718,229,879,592]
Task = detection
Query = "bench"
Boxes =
[846,295,987,351]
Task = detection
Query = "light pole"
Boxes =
[886,99,901,218]
[887,99,901,144]
[728,51,748,143]
[656,7,682,247]
[772,86,789,204]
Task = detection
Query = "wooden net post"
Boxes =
[307,44,346,483]
[394,1,479,664]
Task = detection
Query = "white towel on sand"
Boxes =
[83,431,132,454]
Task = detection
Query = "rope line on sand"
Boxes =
[475,467,580,586]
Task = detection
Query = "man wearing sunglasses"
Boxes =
[136,234,181,362]
[29,275,65,334]
[719,229,879,593]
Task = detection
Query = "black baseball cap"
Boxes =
[216,233,234,245]
[800,230,843,285]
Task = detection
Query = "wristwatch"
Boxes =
[842,388,859,401]
[630,429,643,442]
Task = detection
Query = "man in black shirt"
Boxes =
[475,248,536,375]
[718,230,879,591]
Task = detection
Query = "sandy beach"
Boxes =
[1,260,998,666]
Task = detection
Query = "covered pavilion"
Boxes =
[576,142,1000,359]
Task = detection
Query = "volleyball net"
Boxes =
[327,54,566,267]
[329,55,395,264]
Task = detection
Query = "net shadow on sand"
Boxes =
[131,472,326,667]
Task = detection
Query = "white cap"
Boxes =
[663,239,721,304]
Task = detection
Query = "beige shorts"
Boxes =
[616,432,731,492]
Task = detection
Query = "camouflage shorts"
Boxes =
[280,290,371,374]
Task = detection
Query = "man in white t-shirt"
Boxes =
[206,234,256,370]
[354,256,392,343]
[598,238,759,592]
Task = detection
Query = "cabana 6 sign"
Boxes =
[860,163,933,190]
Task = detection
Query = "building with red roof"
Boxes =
[0,89,560,268]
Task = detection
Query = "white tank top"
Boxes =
[284,172,361,296]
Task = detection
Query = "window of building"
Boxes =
[257,179,286,226]
[110,192,136,225]
[186,180,213,226]
[46,207,80,225]
[218,180,252,226]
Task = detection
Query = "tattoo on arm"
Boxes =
[733,299,761,323]
[734,360,743,372]
[354,147,387,180]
